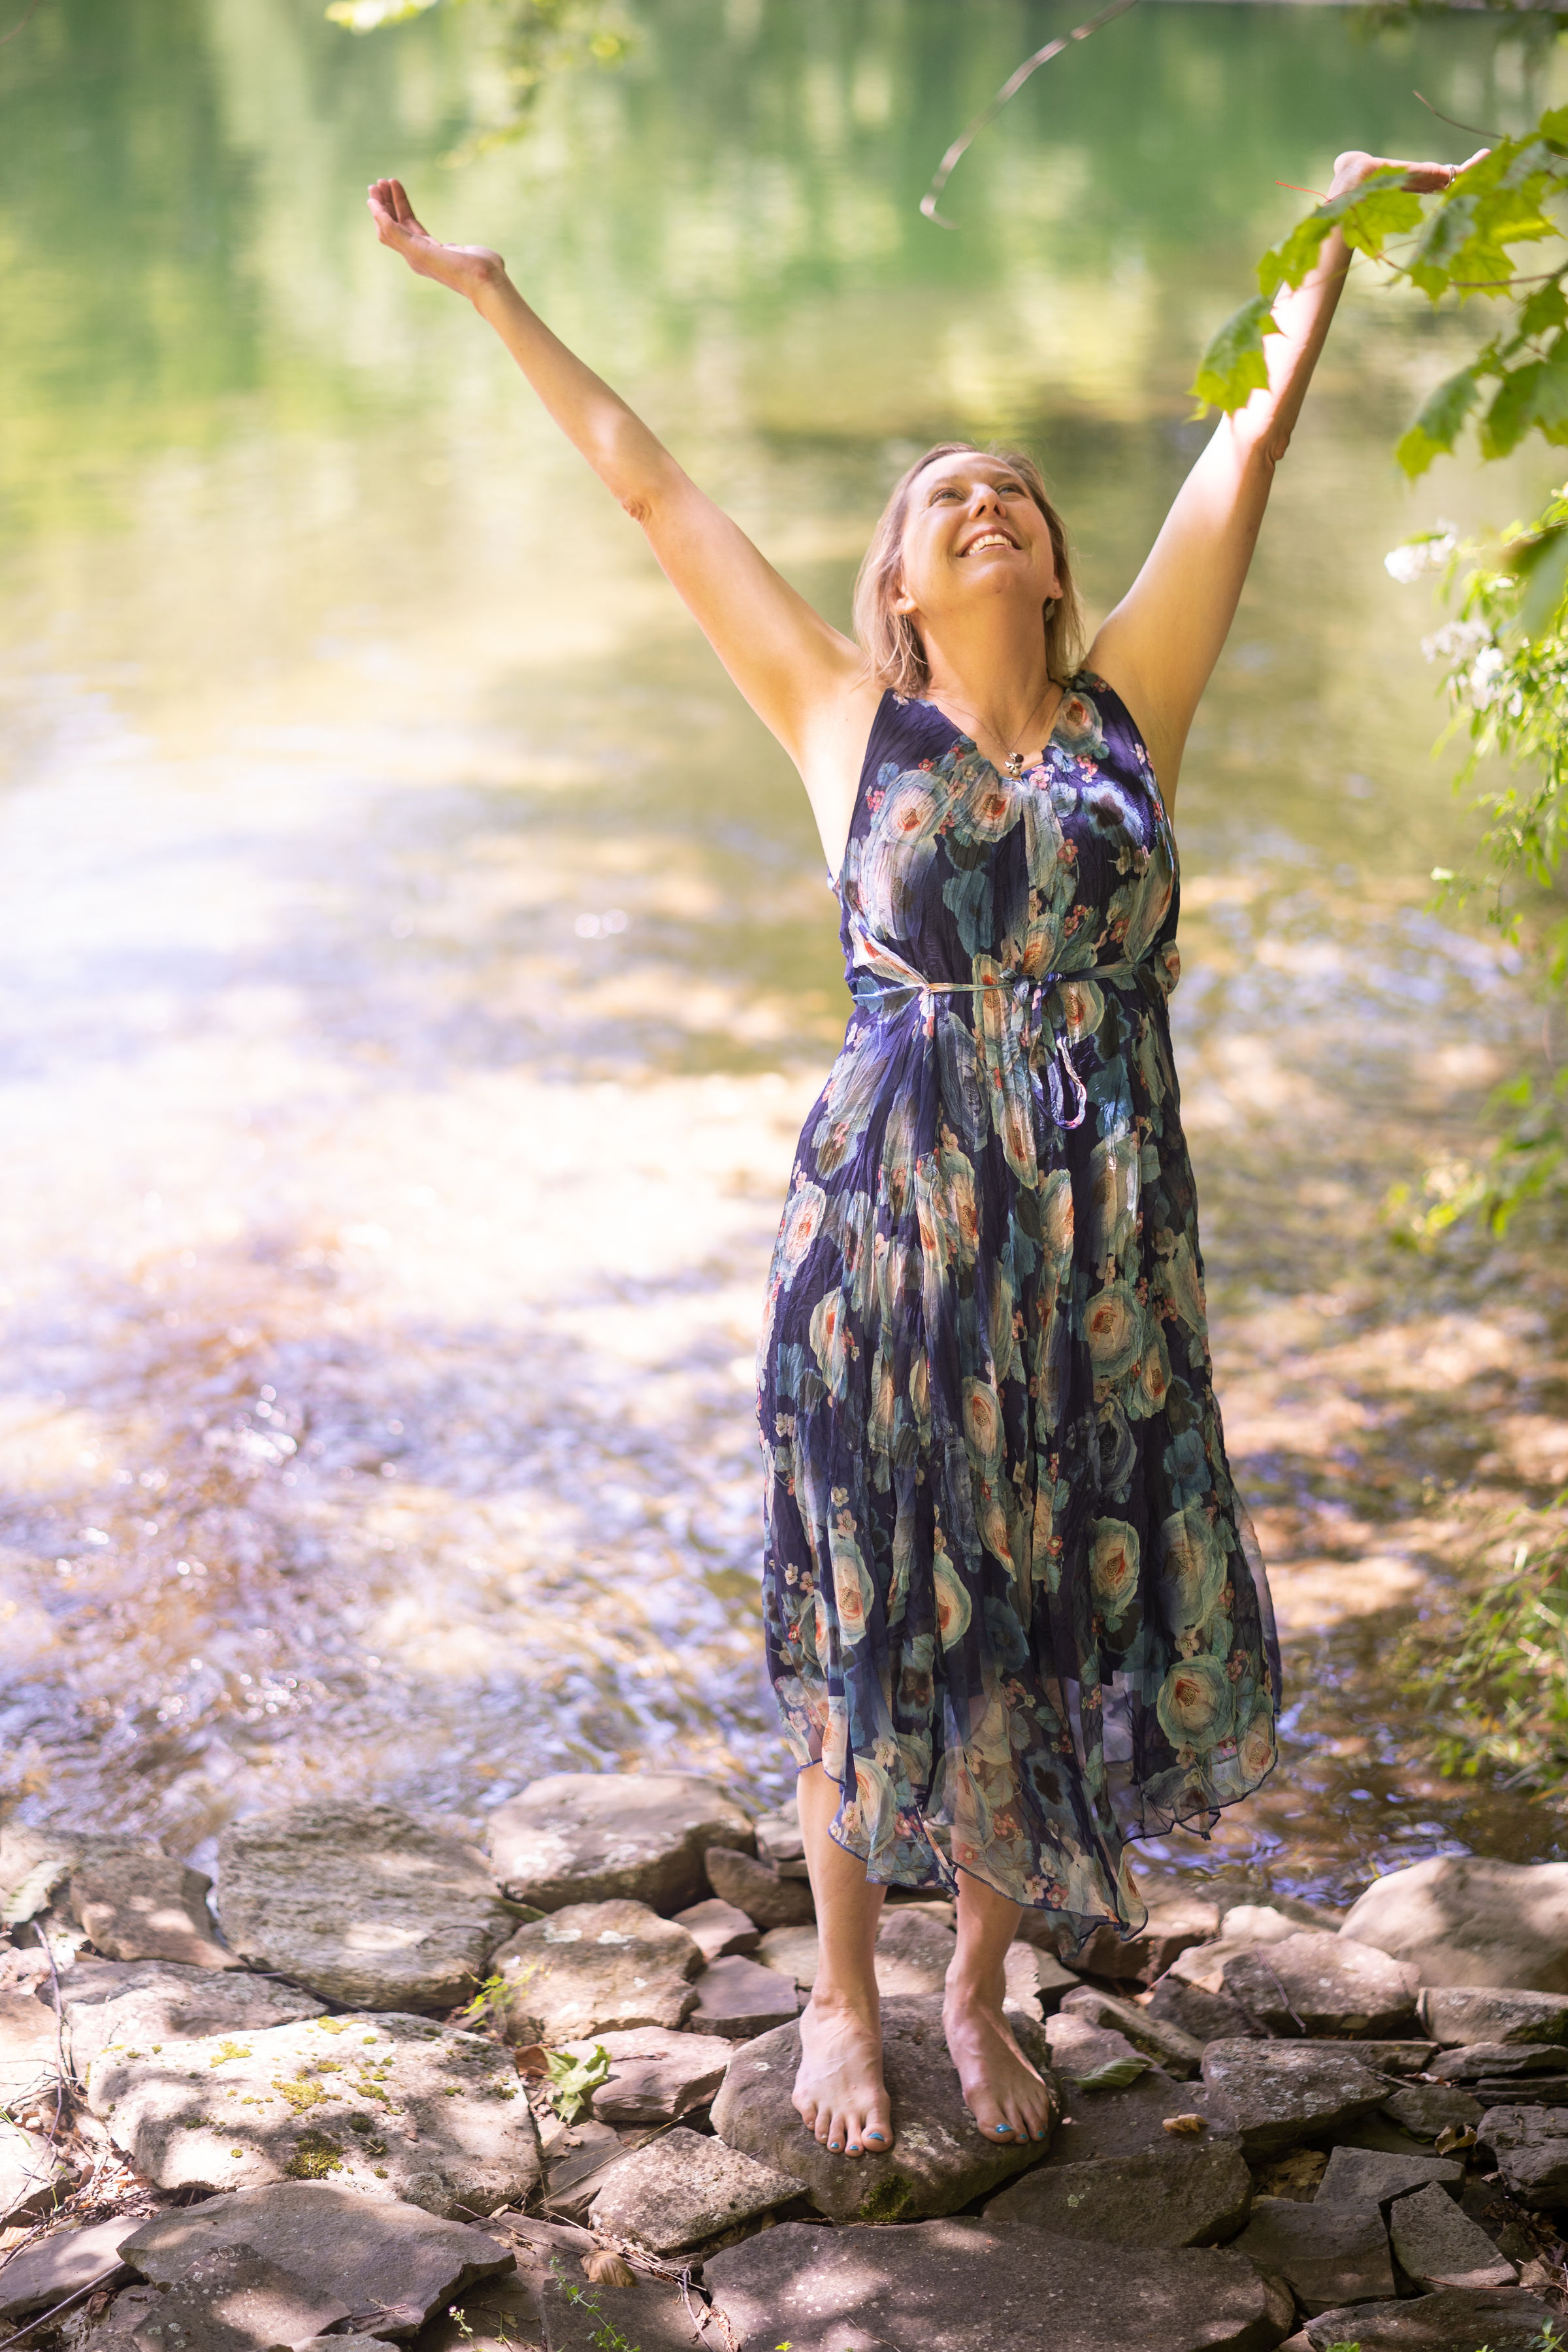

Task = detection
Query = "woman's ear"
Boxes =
[891,579,917,616]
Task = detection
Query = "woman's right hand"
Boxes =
[367,176,506,305]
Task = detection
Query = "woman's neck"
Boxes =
[920,607,1056,743]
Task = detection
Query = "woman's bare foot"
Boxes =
[942,1970,1054,2146]
[792,1985,893,2157]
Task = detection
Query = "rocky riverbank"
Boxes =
[1,1778,1567,2351]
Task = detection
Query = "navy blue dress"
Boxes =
[757,674,1279,1944]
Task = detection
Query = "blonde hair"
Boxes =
[852,441,1085,698]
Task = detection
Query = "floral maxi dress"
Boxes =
[757,674,1280,1944]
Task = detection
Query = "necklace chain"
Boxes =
[943,680,1060,777]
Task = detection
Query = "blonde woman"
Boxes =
[370,149,1463,2163]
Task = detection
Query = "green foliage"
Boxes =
[1403,1516,1568,1794]
[549,2258,644,2352]
[325,0,636,156]
[543,2040,612,2123]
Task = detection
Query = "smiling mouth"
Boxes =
[960,530,1019,555]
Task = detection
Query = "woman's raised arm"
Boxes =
[1088,148,1480,810]
[367,180,871,830]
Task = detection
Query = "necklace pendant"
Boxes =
[1004,751,1024,777]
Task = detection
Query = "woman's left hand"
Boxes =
[1328,146,1490,200]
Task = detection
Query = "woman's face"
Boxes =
[892,453,1060,636]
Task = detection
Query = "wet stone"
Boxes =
[1418,1985,1568,2048]
[1144,1972,1261,2045]
[53,1957,327,2073]
[1199,2038,1389,2157]
[1301,2287,1557,2349]
[1477,2103,1568,2208]
[492,1901,702,2043]
[1058,1985,1203,2079]
[487,1772,754,1915]
[1316,2145,1464,2208]
[88,2010,540,2219]
[983,2137,1254,2246]
[587,2123,803,2252]
[118,2181,516,2339]
[704,2220,1294,2352]
[670,1898,759,1962]
[1218,1933,1420,2040]
[1339,1857,1568,1994]
[685,1953,800,2040]
[710,1995,1058,2225]
[67,1853,237,1972]
[702,1845,814,1929]
[0,2116,74,2224]
[1230,2195,1395,2315]
[553,2027,734,2126]
[216,1803,514,2013]
[1386,2180,1518,2292]
[0,2215,137,2319]
[1380,2082,1483,2142]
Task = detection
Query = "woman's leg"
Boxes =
[791,1762,893,2156]
[943,1871,1054,2145]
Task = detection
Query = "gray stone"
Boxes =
[710,1995,1057,2224]
[115,2243,351,2352]
[416,2268,543,2352]
[1419,1985,1568,2048]
[1380,2082,1483,2142]
[52,1957,327,2073]
[491,1901,702,2044]
[753,1924,820,1989]
[1316,2145,1463,2207]
[1477,2103,1568,2208]
[703,1844,815,1928]
[1430,2040,1566,2082]
[587,2124,802,2251]
[487,1772,754,1915]
[1165,1908,1299,2000]
[1044,2014,1154,2087]
[296,2340,403,2351]
[1301,2287,1556,2349]
[1198,2039,1388,2156]
[704,2220,1294,2352]
[1322,2040,1435,2076]
[118,2183,515,2339]
[1017,1948,1079,2016]
[541,2120,629,2220]
[752,1801,808,1877]
[1043,2073,1239,2169]
[1335,2112,1438,2158]
[0,2117,73,2224]
[0,1987,61,2112]
[552,2027,734,2125]
[1473,2073,1568,2106]
[0,1826,164,1929]
[685,1953,801,2040]
[670,1898,759,1961]
[0,2214,138,2318]
[874,1908,956,1995]
[1218,1933,1420,2040]
[1231,2195,1395,2315]
[1060,1897,1222,1985]
[1387,2180,1518,2291]
[216,1804,514,2012]
[1145,1972,1261,2044]
[67,1853,238,1972]
[531,2225,715,2352]
[984,2137,1253,2246]
[1058,1985,1203,2078]
[87,2010,540,2218]
[1340,1857,1568,1993]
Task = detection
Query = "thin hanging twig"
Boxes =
[921,0,1142,228]
[0,0,49,48]
[1414,88,1500,141]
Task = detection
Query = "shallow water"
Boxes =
[1,0,1565,1904]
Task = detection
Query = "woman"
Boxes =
[368,145,1464,2163]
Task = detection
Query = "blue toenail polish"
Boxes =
[847,2144,860,2153]
[866,2132,886,2143]
[828,2141,841,2151]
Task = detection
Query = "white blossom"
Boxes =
[1384,523,1460,584]
[1421,619,1489,666]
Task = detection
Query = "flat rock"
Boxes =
[52,1957,327,2072]
[874,1908,955,1995]
[1017,1948,1078,2016]
[587,2123,802,2251]
[710,1995,1057,2224]
[0,2215,139,2318]
[685,1953,799,2040]
[1301,2287,1556,2349]
[1316,2145,1463,2207]
[1380,2083,1483,2142]
[0,1826,163,1930]
[702,1844,814,1927]
[1387,2180,1518,2291]
[1219,1933,1419,2039]
[752,1801,808,1876]
[541,2119,628,2220]
[1231,2195,1395,2315]
[120,2183,515,2339]
[670,1899,759,1962]
[1145,1972,1261,2044]
[117,2242,351,2352]
[1340,1857,1568,1993]
[1061,1897,1222,1985]
[1058,1986,1203,2078]
[66,1853,237,1971]
[1419,1985,1568,2048]
[1477,2103,1568,2208]
[704,2219,1293,2352]
[1322,2040,1435,2076]
[296,2340,402,2351]
[487,1773,753,1914]
[1429,2040,1565,2082]
[216,1804,514,2012]
[984,2137,1253,2246]
[0,2117,73,2225]
[1043,2073,1239,2169]
[492,1900,702,2043]
[1045,2014,1154,2087]
[0,1988,61,2112]
[416,2270,543,2352]
[553,2027,734,2125]
[1165,1908,1298,1999]
[753,1924,820,1989]
[1199,2040,1388,2156]
[87,2010,540,2218]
